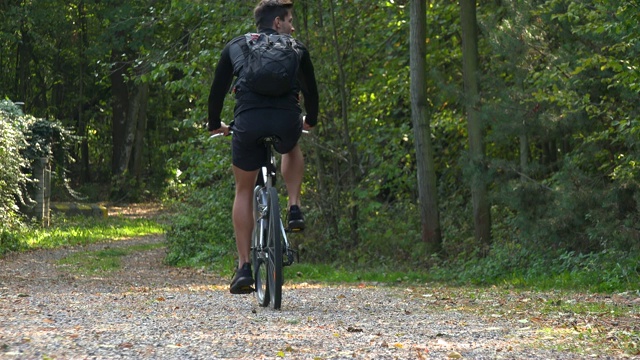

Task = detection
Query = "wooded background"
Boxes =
[1,0,638,281]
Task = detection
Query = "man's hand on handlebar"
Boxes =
[209,122,231,137]
[302,115,313,132]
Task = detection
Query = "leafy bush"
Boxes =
[164,186,234,267]
[298,198,425,269]
[0,100,31,227]
[1,99,81,227]
[430,240,640,293]
[0,226,27,255]
[24,115,82,202]
[163,130,236,268]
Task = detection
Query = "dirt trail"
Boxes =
[0,205,637,359]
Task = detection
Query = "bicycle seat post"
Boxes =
[259,136,279,189]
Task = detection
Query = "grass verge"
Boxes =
[1,215,164,254]
[396,285,640,357]
[57,242,165,275]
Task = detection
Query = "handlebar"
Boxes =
[209,129,309,139]
[209,116,310,139]
[209,128,309,139]
[209,123,235,138]
[209,132,230,138]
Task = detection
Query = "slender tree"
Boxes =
[460,0,491,253]
[410,0,442,253]
[105,3,151,189]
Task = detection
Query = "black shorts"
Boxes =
[232,108,302,171]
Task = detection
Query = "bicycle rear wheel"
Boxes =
[252,186,269,307]
[266,187,283,309]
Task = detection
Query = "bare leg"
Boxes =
[281,143,304,208]
[232,165,259,269]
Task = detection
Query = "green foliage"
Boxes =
[294,0,423,259]
[1,99,82,225]
[301,200,424,267]
[164,186,234,268]
[475,0,640,264]
[25,117,82,201]
[430,243,640,293]
[0,100,31,227]
[162,129,235,268]
[0,226,27,255]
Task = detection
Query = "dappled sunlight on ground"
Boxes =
[107,202,167,219]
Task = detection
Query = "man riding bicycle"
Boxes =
[207,0,319,294]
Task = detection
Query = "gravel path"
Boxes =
[0,235,635,359]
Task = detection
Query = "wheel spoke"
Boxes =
[267,187,282,310]
[252,186,269,307]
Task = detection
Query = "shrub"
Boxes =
[0,100,31,227]
[163,131,236,268]
[164,186,234,267]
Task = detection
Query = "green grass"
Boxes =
[203,251,640,293]
[537,296,631,317]
[284,263,431,284]
[4,215,164,253]
[423,249,640,294]
[57,242,165,275]
[502,271,640,293]
[204,253,432,286]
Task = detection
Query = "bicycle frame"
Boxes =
[212,130,298,309]
[256,137,296,254]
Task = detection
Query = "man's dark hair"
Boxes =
[254,0,294,30]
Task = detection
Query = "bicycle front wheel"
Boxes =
[252,186,269,307]
[266,187,283,309]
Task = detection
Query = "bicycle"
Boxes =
[212,126,299,310]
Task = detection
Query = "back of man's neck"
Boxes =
[258,28,278,34]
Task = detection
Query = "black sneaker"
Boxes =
[229,263,254,294]
[288,205,305,231]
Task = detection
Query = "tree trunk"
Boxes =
[460,0,492,253]
[410,0,442,253]
[15,19,30,104]
[131,82,149,180]
[78,0,91,182]
[110,50,130,176]
[519,132,528,181]
[120,83,143,175]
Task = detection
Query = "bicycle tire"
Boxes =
[252,186,269,307]
[267,187,283,309]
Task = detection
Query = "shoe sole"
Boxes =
[230,285,255,294]
[288,220,305,231]
[230,276,255,294]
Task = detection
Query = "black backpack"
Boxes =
[240,33,302,97]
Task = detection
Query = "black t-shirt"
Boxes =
[207,29,319,131]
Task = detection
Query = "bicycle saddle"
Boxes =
[257,135,280,146]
